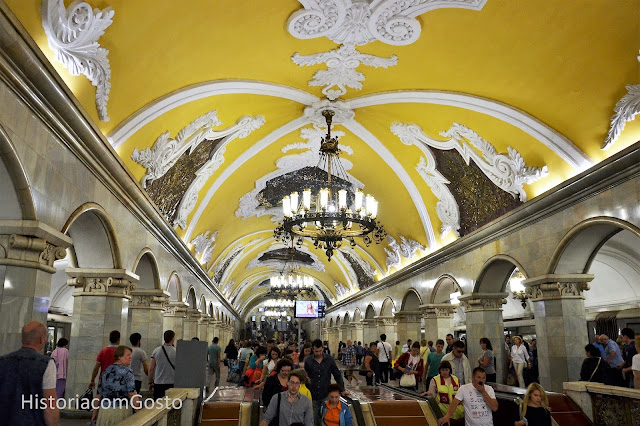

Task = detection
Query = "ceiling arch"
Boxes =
[7,0,639,317]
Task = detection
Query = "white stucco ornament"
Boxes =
[132,111,264,229]
[384,235,402,273]
[391,121,548,237]
[41,0,114,121]
[235,126,361,220]
[287,0,488,47]
[602,50,640,150]
[190,230,218,266]
[293,45,397,100]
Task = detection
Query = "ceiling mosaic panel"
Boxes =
[258,248,314,265]
[145,138,223,224]
[432,149,522,237]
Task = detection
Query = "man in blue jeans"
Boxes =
[304,339,346,424]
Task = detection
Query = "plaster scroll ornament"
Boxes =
[132,111,264,229]
[41,0,114,121]
[236,125,361,220]
[391,121,548,237]
[292,45,397,100]
[384,235,402,273]
[334,281,350,299]
[287,0,487,47]
[190,230,218,266]
[398,236,426,260]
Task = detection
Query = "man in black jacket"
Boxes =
[0,321,58,425]
[304,339,345,424]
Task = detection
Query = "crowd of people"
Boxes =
[4,321,640,425]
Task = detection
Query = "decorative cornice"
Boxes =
[163,301,188,317]
[41,0,114,121]
[374,315,396,326]
[395,310,422,323]
[129,289,170,310]
[524,274,594,301]
[292,45,397,100]
[391,122,549,237]
[458,292,508,312]
[66,268,139,298]
[0,220,72,273]
[420,303,457,319]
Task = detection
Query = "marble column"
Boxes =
[339,324,350,343]
[525,274,593,392]
[420,304,456,345]
[375,316,397,347]
[328,327,339,355]
[362,319,377,345]
[163,301,188,341]
[198,314,209,342]
[65,268,138,398]
[351,322,364,344]
[459,293,508,384]
[128,289,169,390]
[206,319,216,344]
[0,221,72,352]
[183,309,201,341]
[395,311,422,344]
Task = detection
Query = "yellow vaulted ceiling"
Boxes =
[7,0,640,316]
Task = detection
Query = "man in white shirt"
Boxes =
[438,367,498,425]
[377,334,393,383]
[401,339,412,354]
[149,330,176,399]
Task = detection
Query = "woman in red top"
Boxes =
[394,341,424,391]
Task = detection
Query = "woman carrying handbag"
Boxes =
[394,342,424,391]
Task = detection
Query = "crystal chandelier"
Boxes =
[263,299,295,308]
[269,246,317,298]
[274,110,386,261]
[509,269,528,309]
[265,309,288,318]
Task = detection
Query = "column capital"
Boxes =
[394,310,422,322]
[129,289,170,310]
[185,308,201,319]
[66,268,139,298]
[0,220,72,273]
[163,300,188,316]
[350,322,364,330]
[420,303,457,319]
[524,274,593,301]
[374,316,396,326]
[458,292,508,312]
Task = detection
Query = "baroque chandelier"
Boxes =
[274,110,386,261]
[269,246,316,298]
[263,298,295,308]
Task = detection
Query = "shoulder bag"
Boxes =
[588,358,601,382]
[268,392,281,426]
[161,345,175,370]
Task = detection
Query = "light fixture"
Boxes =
[509,269,528,309]
[265,309,288,318]
[449,291,461,305]
[269,246,317,298]
[263,299,295,308]
[274,110,386,261]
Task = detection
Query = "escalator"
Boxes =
[200,386,260,426]
[199,382,591,426]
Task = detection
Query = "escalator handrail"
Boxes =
[340,395,367,426]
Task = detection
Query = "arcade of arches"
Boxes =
[0,0,639,398]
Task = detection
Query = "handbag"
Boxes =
[80,387,93,411]
[223,358,228,367]
[400,373,417,388]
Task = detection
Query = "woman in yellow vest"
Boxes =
[421,360,464,424]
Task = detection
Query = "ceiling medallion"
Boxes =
[269,247,316,299]
[274,110,386,261]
